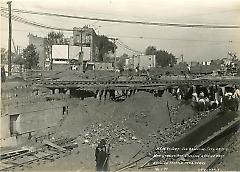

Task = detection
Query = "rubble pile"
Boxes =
[116,91,180,138]
[57,90,212,155]
[79,121,142,148]
[146,111,213,152]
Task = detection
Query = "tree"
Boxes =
[13,55,25,73]
[46,32,65,69]
[23,44,39,69]
[145,46,157,55]
[117,54,128,73]
[1,48,7,64]
[96,35,116,62]
[13,55,25,65]
[155,50,176,67]
[47,31,65,45]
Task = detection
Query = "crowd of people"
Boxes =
[191,85,239,112]
[168,85,240,112]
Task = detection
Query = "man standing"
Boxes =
[233,85,240,111]
[95,139,110,172]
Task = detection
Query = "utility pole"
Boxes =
[109,38,118,77]
[114,38,117,76]
[79,29,83,72]
[7,1,12,76]
[166,101,172,123]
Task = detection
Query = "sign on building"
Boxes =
[52,45,69,64]
[69,46,91,61]
[82,47,91,61]
[52,45,91,64]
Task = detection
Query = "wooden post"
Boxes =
[7,1,12,76]
[167,101,172,123]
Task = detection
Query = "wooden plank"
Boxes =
[141,117,240,169]
[139,155,156,169]
[116,155,147,172]
[127,149,142,163]
[180,117,240,160]
[0,162,14,169]
[43,140,66,151]
[0,149,29,160]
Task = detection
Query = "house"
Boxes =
[126,55,156,70]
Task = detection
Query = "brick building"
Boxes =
[72,26,98,62]
[28,34,48,69]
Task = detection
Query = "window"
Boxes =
[10,114,20,136]
[76,35,80,43]
[86,35,91,43]
[54,59,68,61]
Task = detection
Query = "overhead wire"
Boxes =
[1,7,240,29]
[1,9,238,53]
[1,9,239,44]
[0,10,72,31]
[116,40,143,54]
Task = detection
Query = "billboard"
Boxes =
[52,45,68,59]
[52,45,91,63]
[82,47,91,61]
[69,46,80,60]
[69,46,91,61]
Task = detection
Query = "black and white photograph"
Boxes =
[0,0,240,171]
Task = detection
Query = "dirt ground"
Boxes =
[1,80,240,171]
[9,91,177,170]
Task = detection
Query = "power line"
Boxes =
[116,42,137,54]
[116,40,143,54]
[118,40,142,54]
[1,10,239,52]
[2,10,239,44]
[109,34,240,43]
[0,10,72,31]
[1,11,239,53]
[1,26,239,44]
[1,7,240,29]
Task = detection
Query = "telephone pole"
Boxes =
[79,29,83,72]
[109,38,118,77]
[7,1,12,76]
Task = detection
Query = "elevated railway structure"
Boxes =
[34,78,240,90]
[32,77,240,101]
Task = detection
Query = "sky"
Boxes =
[1,0,240,62]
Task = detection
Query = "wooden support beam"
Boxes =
[178,117,240,160]
[116,155,147,172]
[43,140,66,152]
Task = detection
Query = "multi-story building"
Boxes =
[72,26,98,62]
[28,26,98,71]
[28,34,47,69]
[126,55,156,70]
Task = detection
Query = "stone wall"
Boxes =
[0,100,67,139]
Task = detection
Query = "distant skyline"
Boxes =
[1,0,240,62]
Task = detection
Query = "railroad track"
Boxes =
[135,116,240,170]
[34,78,240,89]
[0,137,77,171]
[206,124,240,170]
